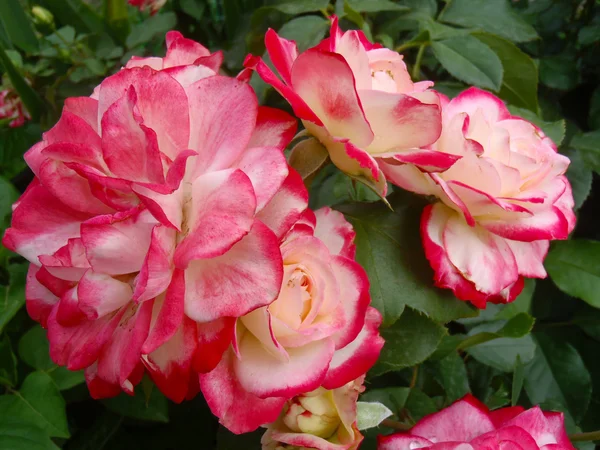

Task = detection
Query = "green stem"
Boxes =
[569,430,600,442]
[395,41,426,53]
[411,43,427,81]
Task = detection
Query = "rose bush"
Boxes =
[380,88,576,307]
[378,394,574,450]
[200,207,384,433]
[246,16,447,196]
[0,1,599,449]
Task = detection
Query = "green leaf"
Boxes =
[0,421,60,450]
[419,19,469,41]
[0,263,27,334]
[0,123,42,178]
[277,15,330,52]
[438,0,538,43]
[289,138,329,180]
[434,351,470,402]
[269,0,329,14]
[398,0,437,19]
[356,402,393,430]
[103,388,169,422]
[371,308,446,377]
[345,0,408,13]
[404,388,438,421]
[0,176,18,230]
[125,12,177,49]
[179,0,206,20]
[578,24,600,46]
[571,130,600,175]
[49,367,85,391]
[458,313,535,350]
[360,387,437,423]
[465,321,537,372]
[474,33,538,113]
[0,372,70,438]
[539,55,578,91]
[494,278,536,320]
[336,193,476,326]
[0,335,17,387]
[19,326,54,370]
[545,240,600,308]
[360,388,410,419]
[506,105,565,146]
[0,0,39,53]
[0,43,44,122]
[511,355,524,406]
[562,148,593,210]
[524,333,592,422]
[431,36,503,91]
[83,58,106,75]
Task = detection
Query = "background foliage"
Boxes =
[1,0,600,449]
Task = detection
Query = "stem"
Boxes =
[569,430,600,442]
[320,8,330,19]
[395,41,426,53]
[381,419,412,431]
[410,366,419,389]
[411,44,427,81]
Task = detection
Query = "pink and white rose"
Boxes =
[128,0,166,15]
[125,31,223,74]
[262,376,365,450]
[199,207,384,434]
[245,16,445,196]
[0,88,30,128]
[381,88,576,307]
[2,34,301,402]
[378,394,574,450]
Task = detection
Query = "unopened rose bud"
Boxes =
[31,5,54,30]
[262,379,365,450]
[282,389,341,438]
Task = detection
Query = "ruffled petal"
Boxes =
[257,169,309,240]
[173,169,256,268]
[290,49,373,148]
[322,307,383,389]
[199,350,286,434]
[80,208,157,275]
[184,221,282,322]
[410,394,494,442]
[314,207,356,259]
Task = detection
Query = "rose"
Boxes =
[380,88,576,307]
[0,88,30,128]
[128,0,166,15]
[378,394,574,450]
[262,376,365,450]
[199,207,384,433]
[2,33,303,401]
[125,31,223,74]
[245,16,446,197]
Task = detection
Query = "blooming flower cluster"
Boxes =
[251,18,575,307]
[2,14,577,450]
[379,395,575,450]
